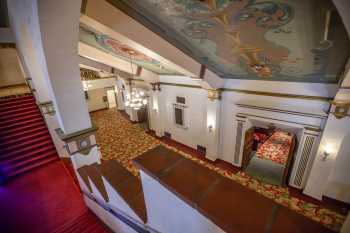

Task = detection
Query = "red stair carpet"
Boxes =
[0,94,59,182]
[0,159,111,233]
[51,210,113,233]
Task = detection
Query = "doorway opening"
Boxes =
[241,123,298,186]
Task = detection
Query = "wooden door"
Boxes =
[137,106,148,123]
[282,136,296,186]
[241,127,254,170]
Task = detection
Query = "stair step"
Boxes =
[0,134,52,154]
[0,124,47,141]
[69,216,100,233]
[0,144,56,162]
[0,97,35,108]
[51,213,93,233]
[51,211,109,233]
[0,95,34,104]
[0,130,50,147]
[0,101,37,112]
[0,108,41,121]
[7,156,59,178]
[0,118,43,132]
[1,139,53,160]
[0,112,42,126]
[6,151,57,172]
[0,105,38,117]
[2,145,56,164]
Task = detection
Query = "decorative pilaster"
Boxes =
[330,101,350,119]
[37,101,56,116]
[207,89,221,101]
[25,78,36,93]
[233,114,248,166]
[289,127,321,189]
[205,89,222,161]
[151,82,161,91]
[149,86,164,137]
[56,126,98,155]
[56,126,101,169]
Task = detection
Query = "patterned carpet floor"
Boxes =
[91,108,346,232]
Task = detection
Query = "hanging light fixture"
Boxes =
[82,80,92,91]
[124,52,148,110]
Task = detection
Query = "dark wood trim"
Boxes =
[136,66,143,76]
[0,43,16,48]
[199,65,206,79]
[282,137,296,187]
[322,196,350,214]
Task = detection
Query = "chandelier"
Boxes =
[125,88,147,110]
[124,52,148,110]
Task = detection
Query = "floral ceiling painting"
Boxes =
[79,24,181,75]
[109,0,350,83]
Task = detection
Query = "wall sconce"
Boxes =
[208,125,213,133]
[322,144,332,161]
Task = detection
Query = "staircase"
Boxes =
[51,211,112,233]
[0,94,59,182]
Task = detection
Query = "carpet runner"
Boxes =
[0,94,59,182]
[51,211,112,233]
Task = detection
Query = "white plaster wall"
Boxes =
[305,115,350,200]
[37,0,91,133]
[7,0,52,102]
[8,0,92,134]
[0,48,25,87]
[86,88,107,112]
[219,90,329,163]
[140,171,225,233]
[150,76,208,149]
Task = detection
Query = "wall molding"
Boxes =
[56,126,98,143]
[159,82,333,102]
[237,112,321,129]
[56,126,98,156]
[37,100,56,116]
[236,103,328,119]
[159,82,202,89]
[221,88,333,102]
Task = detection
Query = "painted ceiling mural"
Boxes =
[111,0,350,83]
[79,24,181,75]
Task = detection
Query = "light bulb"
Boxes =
[140,91,144,96]
[125,101,130,106]
[135,94,140,98]
[142,99,147,105]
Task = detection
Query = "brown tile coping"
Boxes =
[95,160,147,223]
[133,145,333,233]
[77,163,109,202]
[77,164,94,192]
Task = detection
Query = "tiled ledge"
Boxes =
[77,160,147,224]
[133,145,332,233]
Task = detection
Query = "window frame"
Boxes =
[173,103,187,129]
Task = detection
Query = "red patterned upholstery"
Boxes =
[256,130,293,165]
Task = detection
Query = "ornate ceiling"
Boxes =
[108,0,350,83]
[79,24,181,75]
